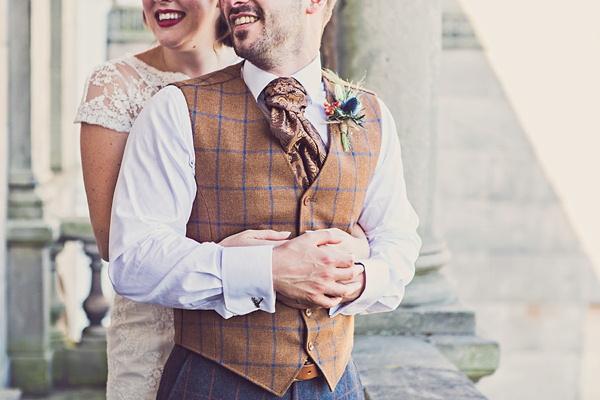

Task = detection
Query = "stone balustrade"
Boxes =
[50,218,109,389]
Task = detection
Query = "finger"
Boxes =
[322,252,357,271]
[254,230,291,240]
[323,282,362,299]
[249,239,289,246]
[303,230,344,246]
[311,294,343,308]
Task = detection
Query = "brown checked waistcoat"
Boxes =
[171,63,382,396]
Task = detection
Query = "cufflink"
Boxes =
[252,296,264,308]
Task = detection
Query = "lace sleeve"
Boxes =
[75,61,138,133]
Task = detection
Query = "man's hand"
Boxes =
[339,263,366,303]
[272,231,364,309]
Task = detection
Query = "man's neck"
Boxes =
[260,50,319,77]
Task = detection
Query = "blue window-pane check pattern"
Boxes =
[171,64,381,396]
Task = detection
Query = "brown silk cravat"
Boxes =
[263,77,327,189]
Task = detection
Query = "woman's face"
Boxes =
[142,0,221,50]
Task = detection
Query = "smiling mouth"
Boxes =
[233,15,258,27]
[155,10,186,27]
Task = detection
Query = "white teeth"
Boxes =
[158,13,183,21]
[234,16,258,26]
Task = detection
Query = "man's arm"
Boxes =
[109,86,362,318]
[330,98,422,316]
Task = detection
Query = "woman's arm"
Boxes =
[80,122,128,261]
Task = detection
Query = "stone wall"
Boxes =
[436,7,600,397]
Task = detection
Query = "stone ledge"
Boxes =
[353,335,487,399]
[355,301,476,335]
[58,218,94,242]
[0,389,22,400]
[6,219,59,245]
[428,334,500,382]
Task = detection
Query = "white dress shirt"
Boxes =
[109,56,421,319]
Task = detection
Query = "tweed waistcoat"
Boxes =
[170,63,382,396]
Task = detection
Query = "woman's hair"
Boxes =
[216,13,233,48]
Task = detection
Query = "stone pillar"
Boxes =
[50,0,63,172]
[6,0,57,394]
[0,0,9,389]
[334,0,499,382]
[337,0,453,308]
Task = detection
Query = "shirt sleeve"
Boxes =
[330,98,422,316]
[108,86,276,319]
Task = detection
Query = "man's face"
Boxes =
[220,0,306,71]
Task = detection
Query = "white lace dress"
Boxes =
[75,56,189,400]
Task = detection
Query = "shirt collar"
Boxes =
[242,55,323,105]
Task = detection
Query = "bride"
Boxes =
[76,1,237,398]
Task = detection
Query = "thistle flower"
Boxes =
[323,69,366,152]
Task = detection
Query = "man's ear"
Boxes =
[306,0,328,15]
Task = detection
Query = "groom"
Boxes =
[109,0,421,398]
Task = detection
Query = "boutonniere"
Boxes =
[323,69,366,152]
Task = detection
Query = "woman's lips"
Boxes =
[155,10,186,28]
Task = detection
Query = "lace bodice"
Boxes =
[76,56,189,400]
[75,56,189,133]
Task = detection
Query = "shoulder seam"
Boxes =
[174,63,243,88]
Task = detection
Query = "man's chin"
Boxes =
[233,30,249,42]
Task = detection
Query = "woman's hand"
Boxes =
[218,229,291,248]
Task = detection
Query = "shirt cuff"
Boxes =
[222,245,276,315]
[329,258,390,316]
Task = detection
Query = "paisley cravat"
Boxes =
[263,77,327,189]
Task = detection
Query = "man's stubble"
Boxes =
[231,2,305,72]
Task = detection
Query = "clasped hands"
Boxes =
[218,228,369,310]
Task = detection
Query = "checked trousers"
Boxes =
[157,345,365,400]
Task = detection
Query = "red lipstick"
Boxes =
[155,9,186,28]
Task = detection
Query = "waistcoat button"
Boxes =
[305,309,312,317]
[303,196,311,206]
[308,341,315,351]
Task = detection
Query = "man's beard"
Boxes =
[228,4,302,71]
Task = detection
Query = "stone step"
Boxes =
[355,301,476,335]
[353,335,488,399]
[428,334,500,382]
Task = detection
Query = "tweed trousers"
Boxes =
[157,345,365,400]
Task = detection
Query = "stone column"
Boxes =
[50,0,63,172]
[0,0,9,389]
[6,0,57,394]
[337,0,453,308]
[333,0,499,382]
